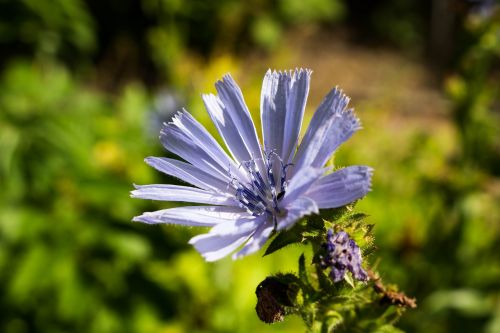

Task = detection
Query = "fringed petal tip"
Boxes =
[330,89,362,131]
[339,108,362,132]
[355,166,374,194]
[158,109,192,136]
[331,86,351,105]
[326,88,361,130]
[265,68,313,79]
[366,166,374,192]
[215,73,238,90]
[348,165,374,194]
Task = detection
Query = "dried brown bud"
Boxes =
[255,276,299,323]
[255,284,285,323]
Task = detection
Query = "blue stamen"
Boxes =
[232,152,293,222]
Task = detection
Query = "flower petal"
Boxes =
[277,196,318,231]
[232,221,274,259]
[280,166,324,206]
[145,157,229,192]
[312,107,360,169]
[305,166,373,209]
[261,70,289,157]
[189,232,251,261]
[202,94,253,165]
[131,184,239,206]
[282,69,311,164]
[210,214,265,236]
[261,69,311,163]
[293,88,360,175]
[215,74,263,162]
[132,205,249,226]
[161,110,246,183]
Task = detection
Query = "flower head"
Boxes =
[320,230,368,283]
[132,69,372,261]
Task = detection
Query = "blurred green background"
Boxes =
[0,0,499,332]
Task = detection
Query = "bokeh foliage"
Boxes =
[0,1,499,332]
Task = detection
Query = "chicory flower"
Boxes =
[132,69,372,261]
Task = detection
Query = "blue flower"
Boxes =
[320,230,368,283]
[132,69,373,261]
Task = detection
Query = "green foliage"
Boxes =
[0,61,163,333]
[0,0,95,61]
[446,10,500,174]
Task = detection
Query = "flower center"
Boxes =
[231,152,292,222]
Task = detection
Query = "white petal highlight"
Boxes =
[131,184,238,206]
[132,206,249,226]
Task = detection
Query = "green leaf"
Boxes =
[264,225,304,256]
